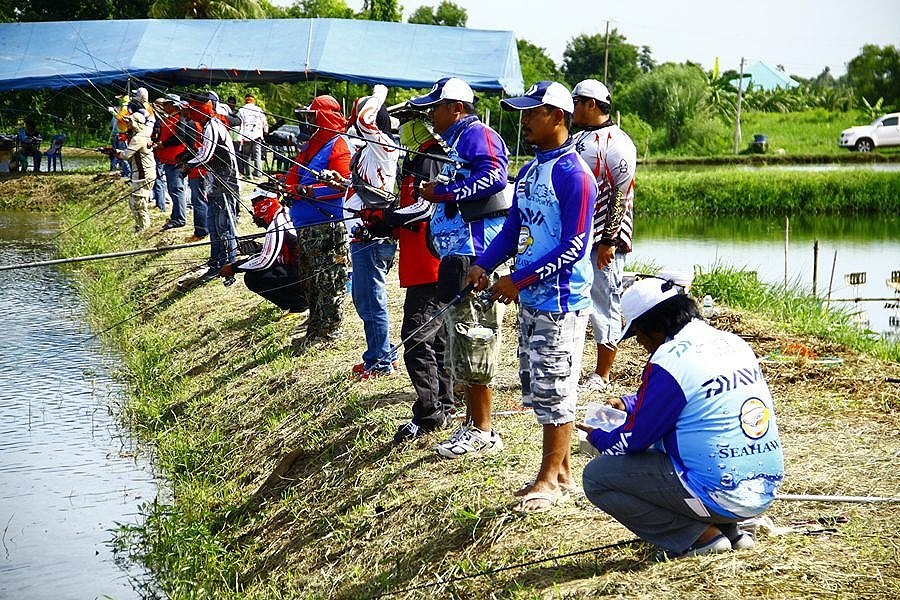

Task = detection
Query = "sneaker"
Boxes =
[197,267,219,282]
[356,365,395,381]
[394,420,425,444]
[656,533,732,561]
[187,233,208,242]
[352,360,400,376]
[730,532,756,550]
[434,425,503,459]
[580,373,612,392]
[162,220,185,231]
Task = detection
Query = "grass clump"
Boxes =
[638,169,900,214]
[692,264,899,362]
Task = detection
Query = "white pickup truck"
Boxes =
[839,112,900,151]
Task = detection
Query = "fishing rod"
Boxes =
[362,282,478,374]
[775,493,900,503]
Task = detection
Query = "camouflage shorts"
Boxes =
[518,306,589,425]
[444,292,505,385]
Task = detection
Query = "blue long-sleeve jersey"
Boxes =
[429,115,508,258]
[476,139,596,312]
[588,320,785,518]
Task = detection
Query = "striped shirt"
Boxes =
[573,122,636,251]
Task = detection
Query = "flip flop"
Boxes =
[512,490,571,514]
[513,480,578,497]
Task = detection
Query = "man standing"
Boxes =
[238,94,268,179]
[345,84,400,380]
[386,115,454,442]
[154,97,188,230]
[284,95,352,346]
[579,277,784,558]
[468,81,597,512]
[219,188,304,311]
[116,111,156,233]
[185,95,240,281]
[408,77,510,459]
[571,79,637,393]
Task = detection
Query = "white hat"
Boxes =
[618,277,681,343]
[135,87,149,103]
[572,79,612,105]
[501,80,574,114]
[408,77,474,107]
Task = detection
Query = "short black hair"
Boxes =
[630,294,701,339]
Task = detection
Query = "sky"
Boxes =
[275,0,900,79]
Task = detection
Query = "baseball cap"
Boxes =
[618,277,681,343]
[408,77,474,107]
[572,79,612,105]
[248,186,278,201]
[500,81,574,114]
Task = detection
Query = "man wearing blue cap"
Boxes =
[408,77,511,459]
[467,81,598,512]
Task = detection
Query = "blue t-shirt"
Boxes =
[588,320,785,518]
[477,139,597,312]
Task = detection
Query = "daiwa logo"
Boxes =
[521,206,545,226]
[700,367,764,399]
[533,233,586,280]
[453,169,504,202]
[525,83,539,95]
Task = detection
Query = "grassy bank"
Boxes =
[637,169,900,214]
[6,174,898,598]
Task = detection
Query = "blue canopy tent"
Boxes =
[0,19,524,94]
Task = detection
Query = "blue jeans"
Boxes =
[188,174,209,238]
[351,239,397,369]
[206,170,238,268]
[163,163,187,225]
[152,163,166,211]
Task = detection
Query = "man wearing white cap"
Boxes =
[468,81,598,512]
[578,277,785,558]
[571,79,637,394]
[408,77,511,459]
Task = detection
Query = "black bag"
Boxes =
[436,254,473,304]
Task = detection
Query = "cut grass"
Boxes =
[7,174,898,599]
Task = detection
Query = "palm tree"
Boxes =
[149,0,265,19]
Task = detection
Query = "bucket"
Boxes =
[753,134,767,144]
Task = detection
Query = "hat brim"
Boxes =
[500,97,545,111]
[407,93,442,108]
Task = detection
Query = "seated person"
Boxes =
[15,119,42,172]
[579,277,785,559]
[219,187,305,312]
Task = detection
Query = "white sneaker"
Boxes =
[580,373,611,392]
[434,426,503,459]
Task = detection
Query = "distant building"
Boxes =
[732,61,800,91]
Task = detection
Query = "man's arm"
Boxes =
[588,362,686,454]
[430,124,507,203]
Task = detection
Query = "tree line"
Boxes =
[1,0,896,156]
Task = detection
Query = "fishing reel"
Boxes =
[472,289,495,312]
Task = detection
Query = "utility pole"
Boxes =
[603,20,610,82]
[733,57,745,155]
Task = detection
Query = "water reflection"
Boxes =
[0,211,157,599]
[631,213,900,338]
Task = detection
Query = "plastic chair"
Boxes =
[45,133,66,171]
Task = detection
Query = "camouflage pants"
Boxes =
[518,306,589,425]
[296,222,348,338]
[128,179,153,231]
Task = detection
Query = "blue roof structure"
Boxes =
[731,60,799,91]
[0,19,524,94]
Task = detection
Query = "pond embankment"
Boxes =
[5,172,898,599]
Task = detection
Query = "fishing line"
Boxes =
[364,537,641,599]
